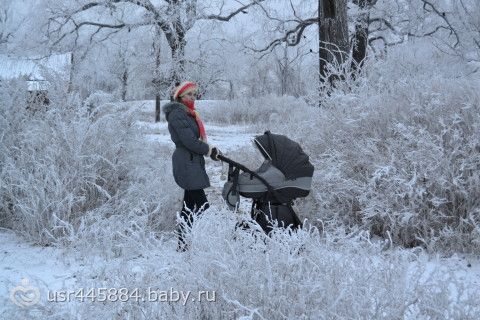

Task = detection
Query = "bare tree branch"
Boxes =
[0,7,16,45]
[369,35,404,47]
[419,0,460,47]
[247,17,317,56]
[51,18,150,47]
[200,0,265,21]
[370,16,456,41]
[253,0,301,24]
[66,0,162,26]
[45,0,267,88]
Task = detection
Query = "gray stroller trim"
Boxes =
[218,153,303,231]
[238,177,312,193]
[237,161,312,194]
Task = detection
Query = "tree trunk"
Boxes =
[154,29,161,122]
[158,11,187,86]
[155,95,161,122]
[228,80,234,100]
[67,52,75,93]
[121,69,127,101]
[157,19,187,121]
[318,5,325,84]
[319,0,349,83]
[351,17,369,72]
[281,44,288,96]
[351,0,375,75]
[170,36,186,85]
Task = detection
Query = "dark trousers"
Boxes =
[177,189,209,250]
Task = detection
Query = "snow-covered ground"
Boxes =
[0,105,260,316]
[2,224,480,318]
[1,101,480,318]
[0,229,81,311]
[140,121,253,153]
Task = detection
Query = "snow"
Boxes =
[0,108,259,314]
[140,120,253,153]
[2,227,479,317]
[0,53,71,81]
[1,0,479,315]
[0,53,71,92]
[1,100,479,317]
[0,229,81,313]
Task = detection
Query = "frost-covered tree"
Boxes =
[249,0,351,100]
[0,7,13,50]
[420,0,480,64]
[366,0,469,58]
[318,0,349,82]
[270,43,310,97]
[45,0,265,121]
[0,0,31,53]
[351,0,377,73]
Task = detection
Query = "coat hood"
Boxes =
[162,101,187,120]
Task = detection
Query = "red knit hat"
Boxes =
[173,81,197,100]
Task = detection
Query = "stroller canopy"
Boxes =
[253,131,314,180]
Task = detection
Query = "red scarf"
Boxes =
[183,99,207,142]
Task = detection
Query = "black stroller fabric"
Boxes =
[220,131,314,235]
[254,131,314,180]
[253,202,302,234]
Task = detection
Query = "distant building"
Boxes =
[0,52,71,106]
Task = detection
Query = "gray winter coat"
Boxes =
[162,101,210,190]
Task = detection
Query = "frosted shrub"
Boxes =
[83,90,117,114]
[10,211,479,319]
[200,95,312,125]
[281,42,480,252]
[200,42,480,253]
[0,80,177,246]
[70,139,179,259]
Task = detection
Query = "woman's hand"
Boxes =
[210,147,221,161]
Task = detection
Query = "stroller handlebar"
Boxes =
[217,153,233,164]
[216,153,229,162]
[217,154,253,175]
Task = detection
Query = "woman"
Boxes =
[162,81,220,251]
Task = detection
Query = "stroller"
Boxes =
[219,131,314,234]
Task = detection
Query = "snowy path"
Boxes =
[139,120,254,153]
